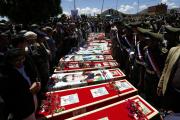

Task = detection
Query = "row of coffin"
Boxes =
[37,33,159,120]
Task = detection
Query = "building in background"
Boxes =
[100,9,123,20]
[148,3,167,15]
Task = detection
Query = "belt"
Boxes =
[146,68,156,75]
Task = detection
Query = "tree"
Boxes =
[170,9,177,14]
[0,0,62,24]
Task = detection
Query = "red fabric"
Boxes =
[58,61,119,71]
[97,34,105,40]
[60,55,114,62]
[88,43,112,47]
[104,55,113,60]
[77,49,111,54]
[87,40,112,43]
[74,96,155,120]
[109,69,125,77]
[37,80,135,118]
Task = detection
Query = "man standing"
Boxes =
[0,48,41,120]
[157,44,180,112]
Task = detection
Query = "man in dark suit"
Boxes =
[0,48,41,120]
[0,95,5,120]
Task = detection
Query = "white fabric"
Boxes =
[24,31,37,40]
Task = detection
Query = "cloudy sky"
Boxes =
[62,0,180,15]
[0,0,179,20]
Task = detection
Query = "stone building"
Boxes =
[148,4,167,15]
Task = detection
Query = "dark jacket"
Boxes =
[0,57,38,119]
[0,95,6,120]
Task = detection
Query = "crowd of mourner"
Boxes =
[0,13,180,120]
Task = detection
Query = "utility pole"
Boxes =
[116,0,118,11]
[74,0,76,10]
[137,0,139,14]
[101,0,104,14]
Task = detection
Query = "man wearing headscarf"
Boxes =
[157,40,180,112]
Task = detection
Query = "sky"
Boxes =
[62,0,180,15]
[0,0,179,20]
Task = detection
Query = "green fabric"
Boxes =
[124,23,131,29]
[158,45,180,95]
[137,27,151,34]
[142,21,151,28]
[129,22,142,27]
[165,26,180,33]
[148,32,163,41]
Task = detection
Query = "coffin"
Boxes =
[49,68,125,91]
[88,42,112,47]
[74,49,111,55]
[37,79,137,120]
[60,55,114,62]
[54,61,119,73]
[66,95,159,120]
[87,39,112,43]
[71,43,111,55]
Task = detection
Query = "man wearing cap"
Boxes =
[164,26,180,49]
[53,22,65,62]
[42,26,57,73]
[24,31,49,95]
[0,48,41,120]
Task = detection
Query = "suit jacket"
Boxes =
[158,45,180,95]
[0,96,6,120]
[0,55,38,119]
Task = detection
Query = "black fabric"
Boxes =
[24,54,39,83]
[163,86,180,112]
[171,57,180,91]
[132,62,145,90]
[28,44,49,92]
[0,94,6,120]
[162,57,180,112]
[0,57,36,119]
[144,72,161,108]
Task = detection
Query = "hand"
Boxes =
[30,82,41,94]
[157,86,163,96]
[46,49,51,55]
